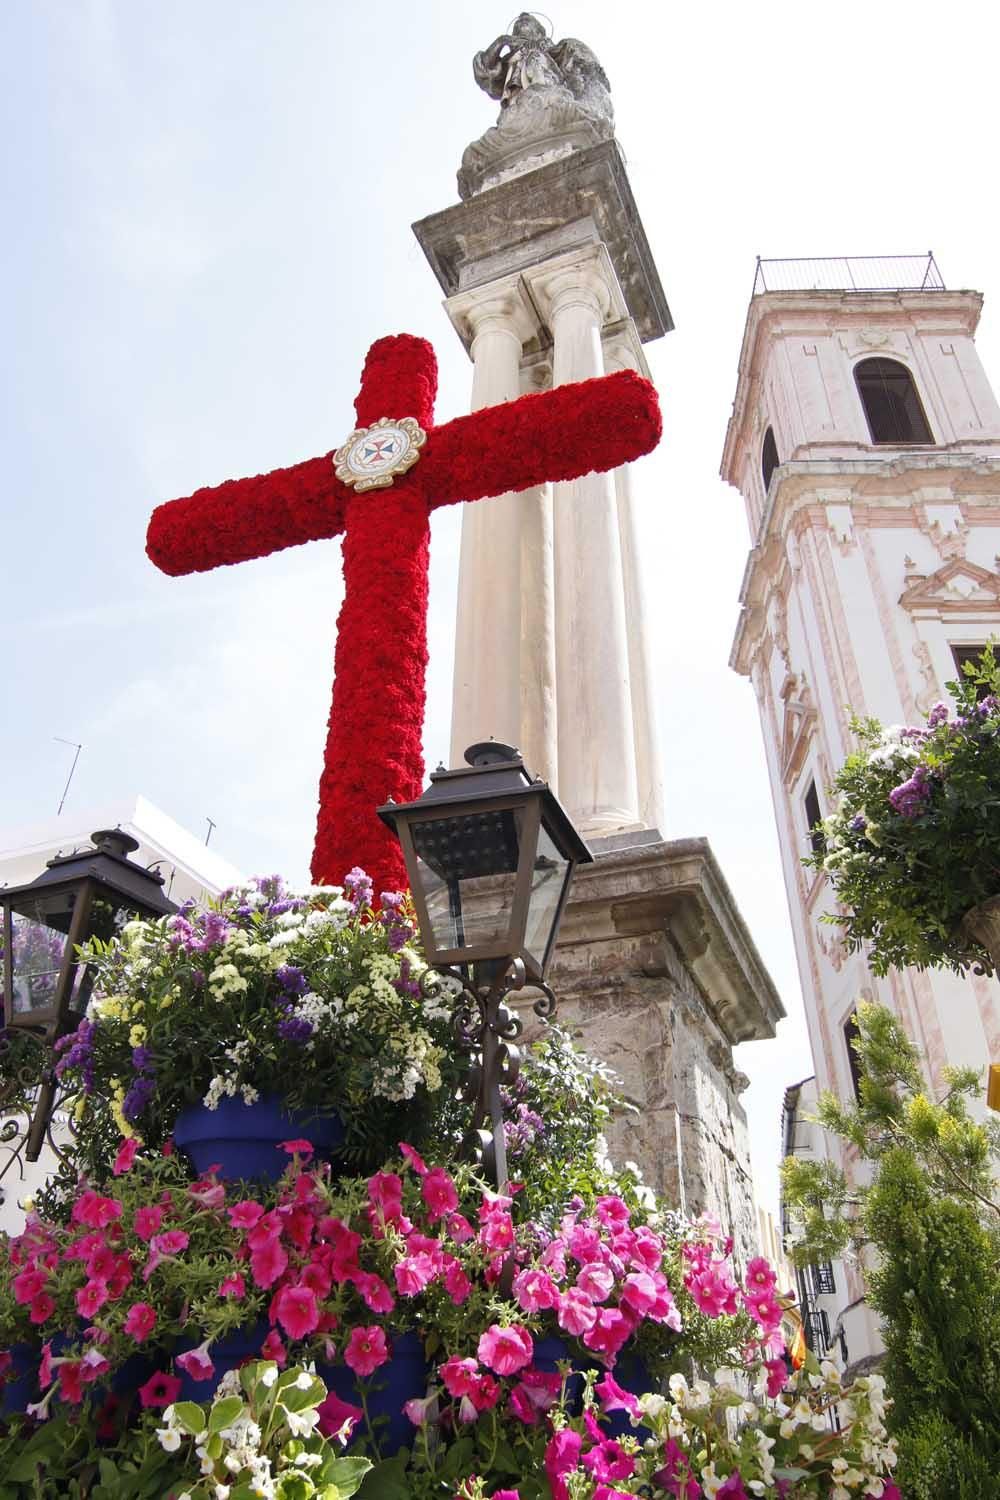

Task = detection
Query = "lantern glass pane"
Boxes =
[71,895,135,1015]
[7,892,77,1016]
[413,806,524,953]
[524,825,571,969]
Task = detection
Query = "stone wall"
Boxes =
[538,834,783,1268]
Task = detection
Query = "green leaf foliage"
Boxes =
[781,1002,1000,1490]
[808,642,1000,973]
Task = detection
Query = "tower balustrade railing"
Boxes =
[752,253,944,297]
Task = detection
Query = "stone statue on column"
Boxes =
[460,14,614,200]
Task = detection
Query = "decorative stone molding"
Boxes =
[913,639,942,715]
[779,673,817,786]
[899,558,1000,617]
[521,240,627,334]
[815,921,848,973]
[918,501,969,561]
[444,275,540,359]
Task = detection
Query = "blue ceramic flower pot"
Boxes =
[0,1344,38,1417]
[531,1334,651,1438]
[320,1331,428,1459]
[173,1094,345,1182]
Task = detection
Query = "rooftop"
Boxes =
[752,253,944,297]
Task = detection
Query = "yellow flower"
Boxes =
[129,1024,147,1047]
[74,1096,87,1121]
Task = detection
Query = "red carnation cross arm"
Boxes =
[147,334,661,894]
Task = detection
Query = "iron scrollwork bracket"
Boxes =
[420,961,558,1190]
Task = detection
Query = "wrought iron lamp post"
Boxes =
[378,743,591,1188]
[1,829,176,1165]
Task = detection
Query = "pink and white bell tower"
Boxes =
[721,255,1000,1364]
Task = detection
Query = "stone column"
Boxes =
[527,248,639,833]
[446,287,553,772]
[605,326,665,833]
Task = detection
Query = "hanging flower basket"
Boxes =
[173,1094,345,1183]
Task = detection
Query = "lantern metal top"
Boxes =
[381,744,593,869]
[1,827,174,917]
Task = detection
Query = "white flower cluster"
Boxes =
[202,1039,259,1110]
[156,1368,326,1500]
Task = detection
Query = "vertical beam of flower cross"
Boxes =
[147,334,661,894]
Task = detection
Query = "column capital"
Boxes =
[445,275,540,358]
[522,242,628,336]
[601,317,652,379]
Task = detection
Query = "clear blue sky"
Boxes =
[4,0,1000,1214]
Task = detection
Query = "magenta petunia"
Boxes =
[477,1323,533,1377]
[421,1166,459,1222]
[138,1370,182,1409]
[344,1325,389,1378]
[273,1283,320,1340]
[112,1137,139,1175]
[124,1302,157,1340]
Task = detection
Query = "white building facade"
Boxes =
[722,255,1000,1365]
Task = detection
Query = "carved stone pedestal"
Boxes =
[541,833,784,1265]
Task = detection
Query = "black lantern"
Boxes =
[378,744,591,1190]
[378,742,591,982]
[2,829,176,1040]
[1,829,176,1163]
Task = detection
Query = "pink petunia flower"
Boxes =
[318,1388,364,1442]
[355,1272,395,1314]
[71,1192,123,1230]
[513,1267,560,1314]
[279,1138,314,1159]
[447,1212,474,1244]
[138,1370,182,1409]
[112,1137,139,1175]
[344,1325,389,1378]
[228,1199,266,1229]
[545,1428,583,1500]
[38,1342,54,1389]
[124,1302,157,1340]
[273,1283,320,1340]
[744,1255,777,1292]
[58,1361,85,1404]
[557,1287,598,1337]
[583,1307,632,1361]
[29,1293,55,1326]
[394,1252,438,1297]
[576,1262,614,1303]
[443,1259,472,1306]
[440,1355,481,1399]
[218,1272,246,1300]
[477,1323,533,1377]
[75,1281,109,1319]
[595,1370,640,1417]
[398,1142,429,1177]
[133,1205,164,1241]
[421,1166,459,1222]
[763,1357,787,1398]
[176,1341,215,1384]
[250,1237,289,1289]
[261,1329,287,1366]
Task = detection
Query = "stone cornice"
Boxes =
[720,289,985,487]
[729,456,1000,675]
[412,140,673,350]
[552,837,785,1044]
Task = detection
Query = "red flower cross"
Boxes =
[146,334,661,892]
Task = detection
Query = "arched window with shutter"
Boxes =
[854,357,934,445]
[761,426,780,494]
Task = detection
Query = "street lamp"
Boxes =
[1,828,176,1160]
[378,743,591,1186]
